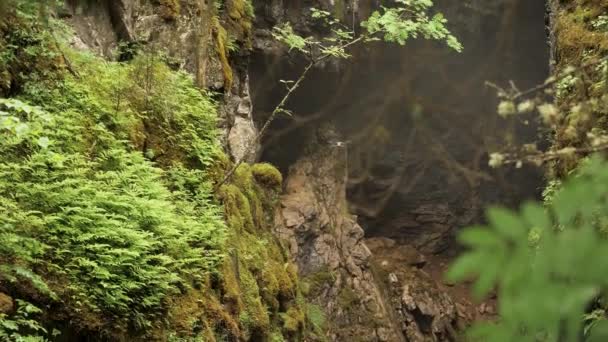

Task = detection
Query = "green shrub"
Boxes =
[0,300,49,341]
[0,43,227,336]
[0,1,63,96]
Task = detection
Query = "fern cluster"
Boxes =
[0,32,227,337]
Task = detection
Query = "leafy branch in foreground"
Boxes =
[216,0,462,189]
[448,156,608,342]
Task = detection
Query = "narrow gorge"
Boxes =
[252,0,549,340]
[0,0,607,341]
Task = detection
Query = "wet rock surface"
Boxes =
[275,131,400,341]
[273,129,491,341]
[367,237,498,342]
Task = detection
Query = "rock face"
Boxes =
[366,237,474,342]
[275,129,400,341]
[224,75,259,163]
[273,129,478,341]
[65,0,258,162]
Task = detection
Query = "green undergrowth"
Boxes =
[0,6,312,341]
[211,0,255,91]
[213,162,321,341]
[0,42,228,339]
[0,1,63,97]
[549,0,608,176]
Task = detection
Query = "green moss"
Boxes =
[338,286,359,310]
[210,0,256,92]
[549,0,608,176]
[283,306,305,333]
[239,263,271,334]
[234,163,254,190]
[212,17,234,91]
[219,258,244,314]
[220,163,283,232]
[219,183,255,232]
[222,0,254,49]
[302,267,336,297]
[226,0,254,24]
[251,163,283,190]
[213,160,306,339]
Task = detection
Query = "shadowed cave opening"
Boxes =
[250,0,549,257]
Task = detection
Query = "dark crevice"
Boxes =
[251,0,549,255]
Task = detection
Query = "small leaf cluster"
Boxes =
[272,0,462,64]
[362,0,463,52]
[0,300,53,342]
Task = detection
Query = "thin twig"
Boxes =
[215,61,316,190]
[500,143,608,167]
[215,34,368,190]
[511,56,607,101]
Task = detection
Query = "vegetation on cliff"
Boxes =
[10,0,608,341]
[218,0,463,188]
[0,2,308,341]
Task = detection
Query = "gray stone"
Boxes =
[275,136,398,341]
[228,116,257,163]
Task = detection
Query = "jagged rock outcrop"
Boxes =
[272,128,481,341]
[366,238,475,342]
[274,129,401,341]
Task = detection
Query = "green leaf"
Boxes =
[588,319,608,342]
[446,252,484,283]
[36,137,50,149]
[14,122,29,138]
[0,320,19,331]
[487,207,527,240]
[521,202,551,233]
[458,226,501,247]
